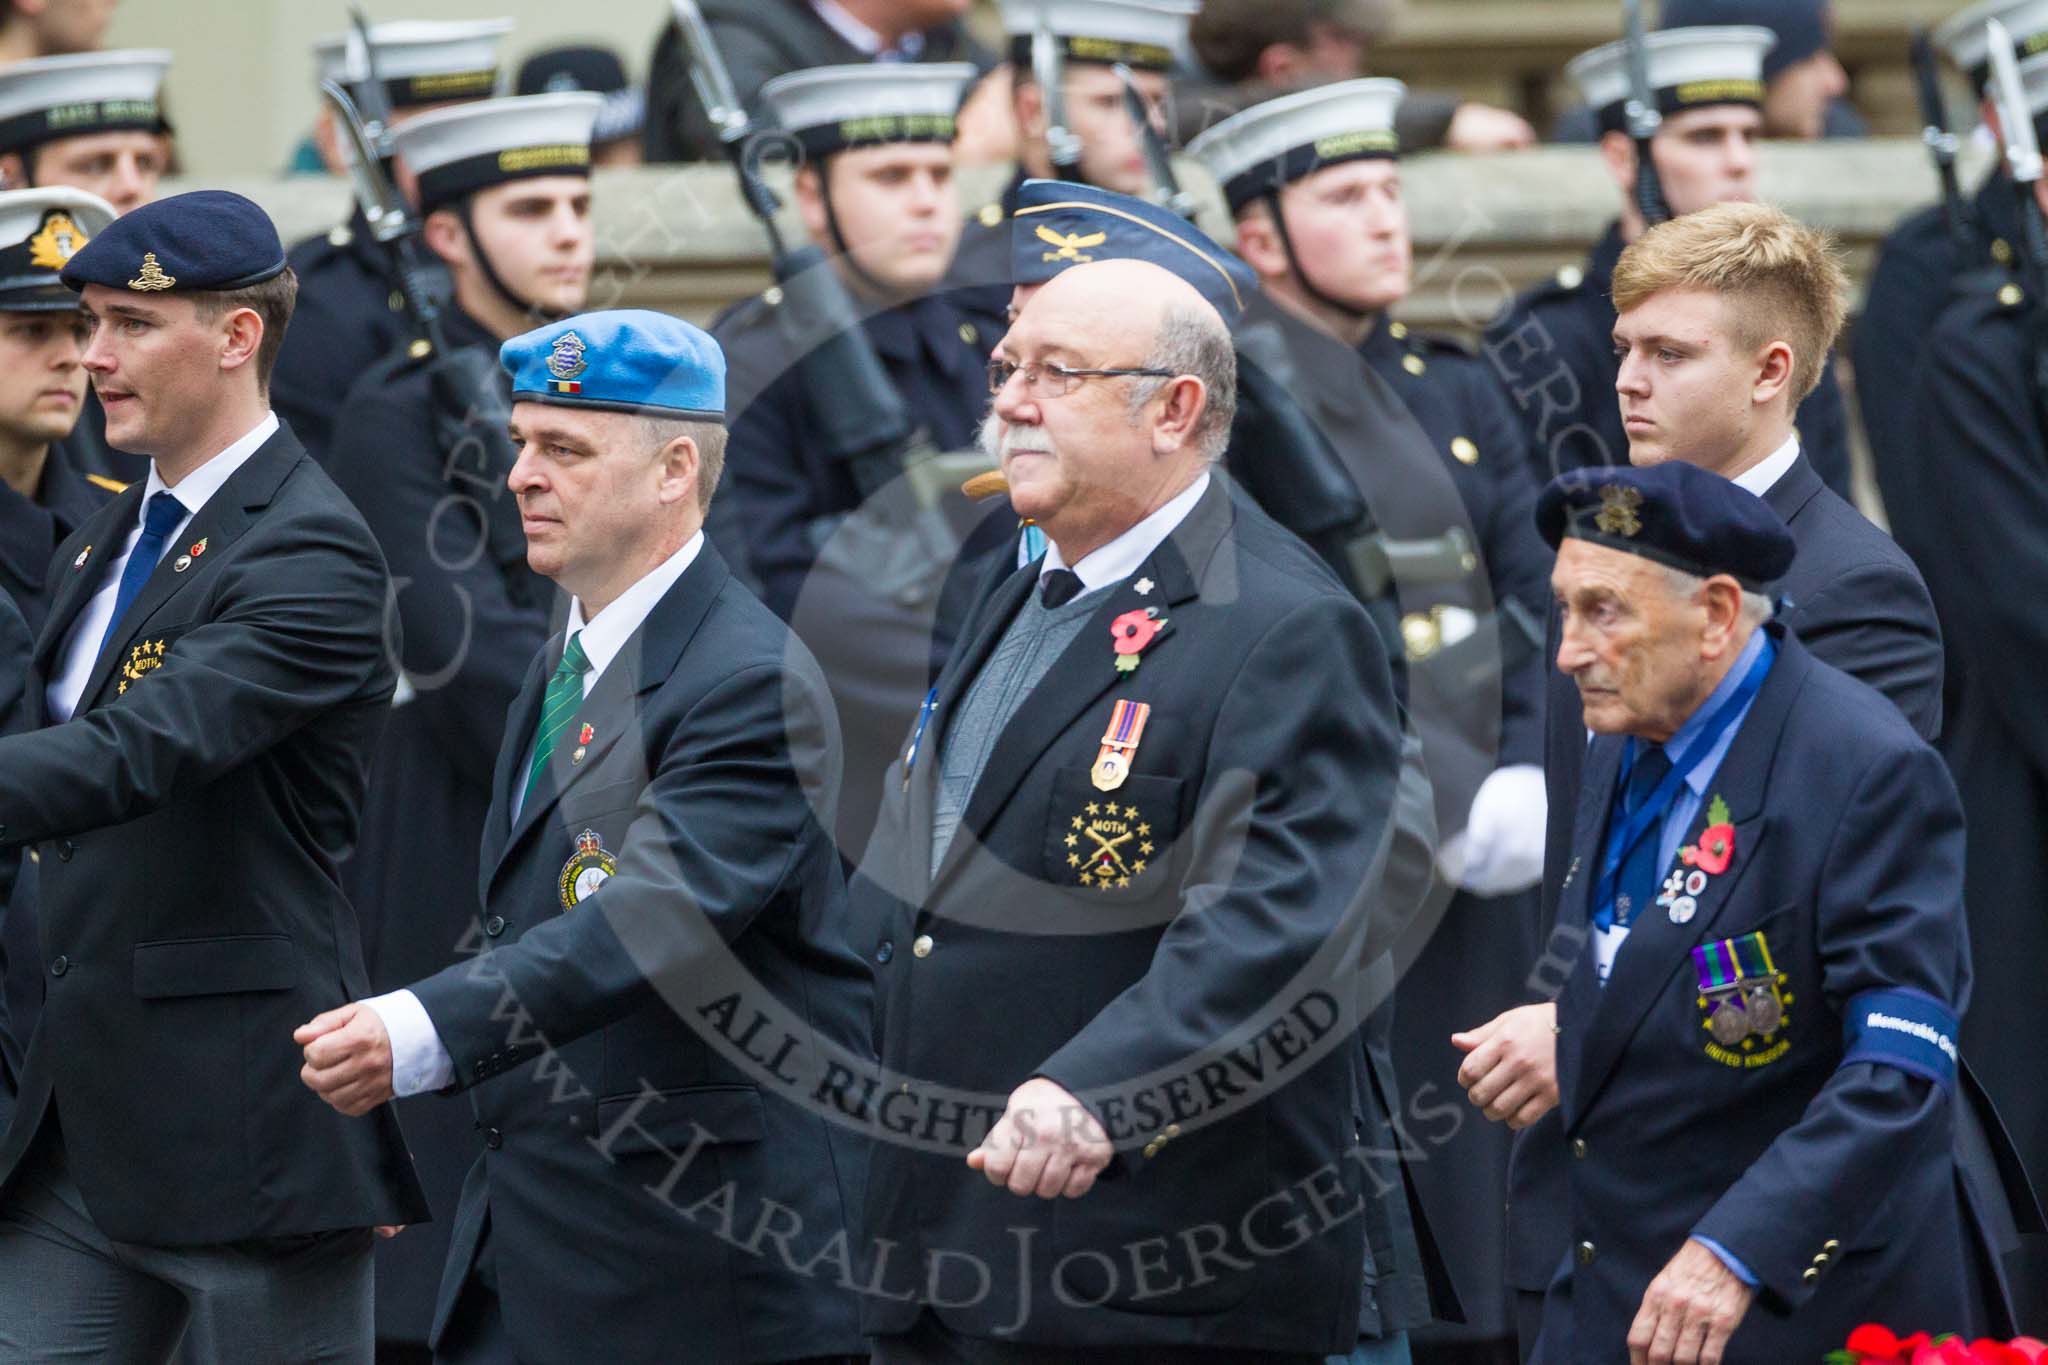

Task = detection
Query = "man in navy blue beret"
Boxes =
[1460,460,2011,1361]
[299,310,873,1365]
[0,187,429,1361]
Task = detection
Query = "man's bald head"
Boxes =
[986,257,1238,563]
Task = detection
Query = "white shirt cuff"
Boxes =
[361,989,456,1098]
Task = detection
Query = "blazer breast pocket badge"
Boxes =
[1693,930,1793,1068]
[558,829,618,910]
[117,638,168,695]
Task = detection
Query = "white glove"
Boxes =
[1438,764,1547,897]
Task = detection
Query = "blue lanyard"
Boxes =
[1590,637,1775,929]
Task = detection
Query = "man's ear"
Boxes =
[214,305,264,379]
[1253,42,1306,86]
[0,151,26,190]
[1012,76,1046,142]
[1152,375,1207,455]
[1233,207,1288,282]
[657,433,702,508]
[420,208,468,268]
[1751,338,1796,408]
[1597,129,1637,196]
[1699,574,1746,656]
[791,164,829,245]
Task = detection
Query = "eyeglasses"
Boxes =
[987,357,1178,398]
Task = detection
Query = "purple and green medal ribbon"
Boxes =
[1692,931,1775,993]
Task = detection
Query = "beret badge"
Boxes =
[128,251,174,292]
[547,331,588,380]
[1594,483,1644,537]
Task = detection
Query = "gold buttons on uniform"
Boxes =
[958,322,978,346]
[1994,237,2015,265]
[911,934,934,958]
[328,223,353,248]
[1802,1267,1820,1284]
[1451,436,1479,465]
[1556,264,1585,290]
[1401,610,1442,663]
[978,202,1004,227]
[2000,283,2025,308]
[1571,1138,1587,1159]
[1143,1139,1162,1158]
[1389,321,1408,340]
[1822,1239,1839,1253]
[764,285,785,307]
[1402,354,1426,376]
[1576,1241,1597,1265]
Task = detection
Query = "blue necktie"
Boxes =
[1606,743,1672,930]
[99,491,186,654]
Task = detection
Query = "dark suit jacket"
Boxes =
[853,476,1406,1354]
[0,590,30,1123]
[404,541,870,1365]
[0,423,429,1243]
[643,0,991,162]
[1539,630,1995,1360]
[1514,451,1944,1293]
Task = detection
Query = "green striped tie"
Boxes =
[525,631,591,796]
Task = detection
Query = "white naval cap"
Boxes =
[1186,78,1407,212]
[1936,0,2048,89]
[314,18,514,109]
[1000,0,1198,73]
[761,63,976,155]
[393,91,602,214]
[0,186,116,310]
[0,50,171,155]
[1567,25,1776,134]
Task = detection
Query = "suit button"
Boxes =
[1576,1241,1597,1265]
[875,940,894,964]
[473,1059,490,1079]
[1822,1239,1839,1253]
[483,1127,502,1150]
[484,915,506,938]
[49,955,68,977]
[1142,1140,1162,1159]
[1571,1139,1588,1159]
[1802,1267,1820,1285]
[1812,1252,1830,1266]
[911,934,934,958]
[1162,1123,1181,1139]
[55,840,73,862]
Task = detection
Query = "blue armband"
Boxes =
[1841,988,1960,1090]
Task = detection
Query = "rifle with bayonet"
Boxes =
[1984,18,2048,415]
[1035,10,1083,172]
[1913,26,1978,261]
[1113,62,1197,220]
[324,5,536,610]
[669,0,989,606]
[1621,0,1669,227]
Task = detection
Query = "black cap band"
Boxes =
[1219,129,1398,211]
[1594,79,1764,135]
[0,97,166,154]
[789,112,957,158]
[1007,34,1176,72]
[416,142,592,215]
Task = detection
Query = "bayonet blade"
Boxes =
[1988,18,2044,186]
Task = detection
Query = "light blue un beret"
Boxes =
[500,308,725,421]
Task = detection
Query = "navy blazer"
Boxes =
[404,541,872,1365]
[0,424,429,1243]
[1537,629,1993,1361]
[1515,453,1945,1294]
[0,590,29,1121]
[853,475,1407,1355]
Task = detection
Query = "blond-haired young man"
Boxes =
[1457,201,1946,1359]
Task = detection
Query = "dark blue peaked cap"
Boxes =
[1011,178,1256,322]
[1537,461,1796,590]
[60,189,285,294]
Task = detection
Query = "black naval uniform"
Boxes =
[1914,271,2048,1313]
[1854,175,2021,598]
[272,207,419,466]
[324,304,552,1355]
[1350,310,1552,1344]
[712,282,1014,864]
[0,590,28,1130]
[0,436,114,1094]
[1486,222,1854,499]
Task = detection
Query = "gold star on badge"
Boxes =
[1072,816,1083,829]
[1086,802,1099,816]
[1133,860,1147,873]
[1068,853,1080,867]
[1064,833,1077,848]
[1137,823,1151,837]
[1123,805,1139,819]
[1140,841,1154,856]
[1117,876,1130,888]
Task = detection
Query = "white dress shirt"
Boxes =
[1731,432,1800,498]
[809,0,926,59]
[1037,471,1210,594]
[46,412,279,722]
[366,532,706,1098]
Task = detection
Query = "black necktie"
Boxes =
[1039,568,1082,608]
